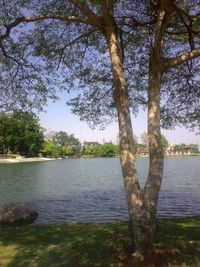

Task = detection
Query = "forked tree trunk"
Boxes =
[132,51,164,259]
[102,2,164,262]
[102,14,160,262]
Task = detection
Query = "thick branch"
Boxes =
[163,48,200,70]
[117,16,155,28]
[154,0,173,52]
[166,29,200,35]
[69,0,102,29]
[0,14,89,41]
[174,5,195,50]
[173,3,200,20]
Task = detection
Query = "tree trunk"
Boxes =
[103,20,140,219]
[137,50,164,258]
[102,8,157,261]
[128,50,164,261]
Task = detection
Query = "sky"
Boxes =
[39,91,199,145]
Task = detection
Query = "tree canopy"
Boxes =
[41,130,81,157]
[0,111,44,156]
[0,1,200,130]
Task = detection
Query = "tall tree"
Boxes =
[1,0,200,263]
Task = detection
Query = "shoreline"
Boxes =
[0,157,56,164]
[0,154,200,164]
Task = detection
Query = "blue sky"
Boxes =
[39,91,199,145]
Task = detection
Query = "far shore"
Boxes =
[0,157,56,164]
[0,153,200,164]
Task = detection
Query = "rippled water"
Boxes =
[0,157,200,224]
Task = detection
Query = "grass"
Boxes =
[0,218,200,267]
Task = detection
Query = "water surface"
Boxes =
[0,157,200,224]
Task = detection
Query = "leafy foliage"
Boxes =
[82,142,119,157]
[1,1,200,130]
[160,134,169,150]
[41,130,81,158]
[52,131,81,154]
[0,111,44,156]
[41,140,74,158]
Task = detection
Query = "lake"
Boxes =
[0,157,200,224]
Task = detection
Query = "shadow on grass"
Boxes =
[0,218,200,266]
[0,222,131,267]
[156,217,200,266]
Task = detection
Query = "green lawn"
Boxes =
[0,218,200,266]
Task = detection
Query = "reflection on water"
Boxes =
[0,157,200,224]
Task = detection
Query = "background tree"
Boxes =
[190,144,199,154]
[41,140,74,158]
[161,134,169,150]
[132,134,138,154]
[140,132,149,148]
[82,142,119,157]
[98,143,119,157]
[41,140,58,158]
[52,131,81,155]
[82,143,100,157]
[42,131,80,158]
[0,111,44,156]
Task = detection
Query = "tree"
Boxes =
[42,131,80,158]
[132,1,200,259]
[0,111,44,156]
[99,143,119,157]
[140,132,149,147]
[82,142,119,157]
[52,131,81,154]
[132,139,138,155]
[140,132,169,154]
[1,0,200,263]
[41,140,58,158]
[41,140,74,158]
[82,143,100,157]
[161,134,169,150]
[190,144,199,154]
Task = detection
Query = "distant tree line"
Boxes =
[1,111,198,158]
[82,142,119,157]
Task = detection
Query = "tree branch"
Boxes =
[153,0,173,52]
[116,16,155,28]
[0,40,22,65]
[69,0,102,29]
[163,48,200,70]
[0,14,89,41]
[56,28,97,70]
[166,29,200,35]
[174,4,195,50]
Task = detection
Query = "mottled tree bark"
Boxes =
[101,0,168,261]
[132,50,164,259]
[102,3,160,261]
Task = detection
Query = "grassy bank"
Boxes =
[0,218,200,266]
